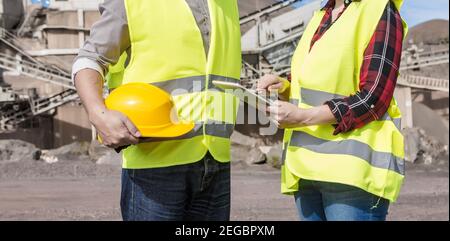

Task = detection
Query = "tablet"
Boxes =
[212,80,277,111]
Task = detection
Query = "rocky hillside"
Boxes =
[405,19,449,46]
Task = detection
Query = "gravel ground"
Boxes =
[0,159,120,180]
[0,160,448,221]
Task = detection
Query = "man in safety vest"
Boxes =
[73,0,241,221]
[258,0,407,221]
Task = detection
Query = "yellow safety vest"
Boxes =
[118,0,241,169]
[105,51,127,90]
[281,0,408,202]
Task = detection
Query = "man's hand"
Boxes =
[267,100,306,129]
[89,108,141,149]
[74,68,141,149]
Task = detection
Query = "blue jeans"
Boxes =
[121,152,230,221]
[294,179,390,221]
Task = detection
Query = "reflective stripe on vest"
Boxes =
[152,75,240,95]
[121,0,241,168]
[282,0,408,202]
[289,87,402,130]
[289,131,405,175]
[138,121,234,143]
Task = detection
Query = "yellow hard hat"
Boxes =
[105,82,195,138]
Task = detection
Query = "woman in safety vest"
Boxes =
[258,0,407,221]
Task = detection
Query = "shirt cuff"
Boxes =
[72,58,105,83]
[325,99,355,135]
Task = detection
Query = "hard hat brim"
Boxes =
[138,122,195,138]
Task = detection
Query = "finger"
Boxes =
[272,100,283,107]
[267,105,279,115]
[256,80,268,90]
[258,75,279,89]
[122,116,141,137]
[98,133,114,146]
[256,88,267,94]
[112,133,138,149]
[268,83,283,91]
[256,83,267,91]
[274,119,282,129]
[273,119,280,127]
[117,131,139,145]
[127,133,139,145]
[122,134,139,146]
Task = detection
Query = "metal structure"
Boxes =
[240,0,301,25]
[0,0,24,30]
[0,89,77,131]
[0,86,20,102]
[400,48,449,71]
[240,0,320,87]
[16,5,45,37]
[0,26,76,131]
[398,74,449,92]
[398,47,449,92]
[0,53,73,89]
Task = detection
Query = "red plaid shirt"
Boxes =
[314,0,404,134]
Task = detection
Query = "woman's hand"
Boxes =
[257,74,290,101]
[257,74,284,92]
[268,101,337,129]
[267,101,305,129]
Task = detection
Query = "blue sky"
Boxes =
[293,0,449,27]
[401,0,449,26]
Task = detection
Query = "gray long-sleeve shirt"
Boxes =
[72,0,211,79]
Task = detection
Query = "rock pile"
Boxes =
[0,139,122,166]
[89,141,122,166]
[230,131,283,168]
[403,127,449,165]
[41,141,90,163]
[0,139,41,162]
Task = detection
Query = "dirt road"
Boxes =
[0,163,448,221]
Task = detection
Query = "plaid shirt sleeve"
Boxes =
[325,2,404,135]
